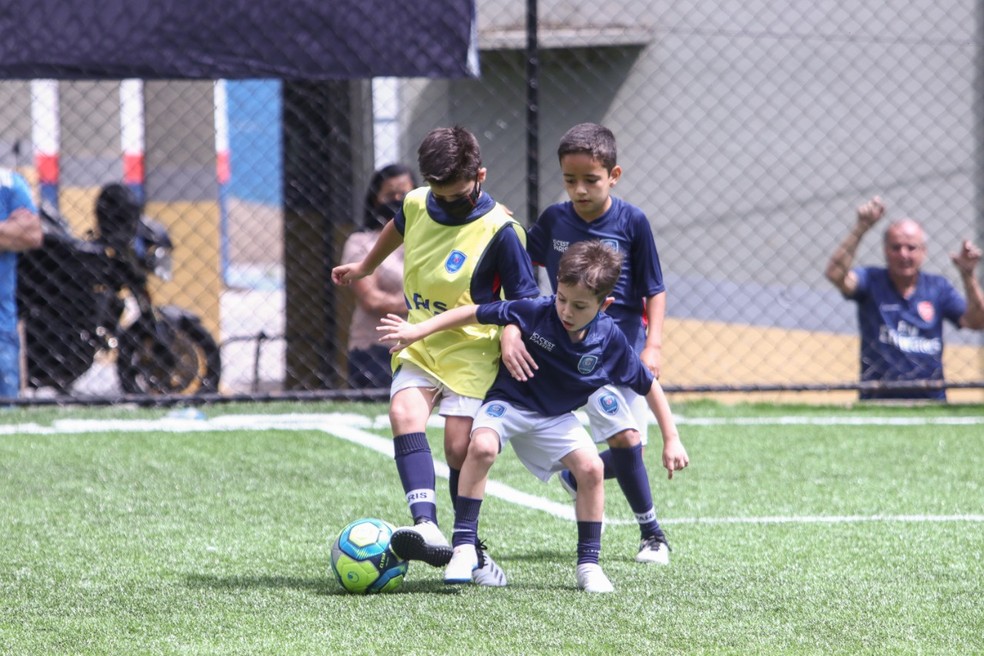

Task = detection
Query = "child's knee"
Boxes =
[388,391,428,428]
[571,454,604,486]
[466,430,500,464]
[444,441,468,469]
[606,428,641,449]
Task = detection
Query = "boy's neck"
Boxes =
[574,196,613,223]
[566,328,588,344]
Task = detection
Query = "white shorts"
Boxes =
[585,384,650,445]
[472,400,598,482]
[390,362,483,418]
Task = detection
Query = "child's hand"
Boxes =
[640,344,662,378]
[377,314,421,353]
[331,262,368,285]
[500,324,537,381]
[662,438,689,479]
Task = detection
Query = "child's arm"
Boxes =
[644,378,689,479]
[331,220,403,285]
[641,291,666,378]
[377,305,480,352]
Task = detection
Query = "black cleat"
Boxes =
[390,521,453,567]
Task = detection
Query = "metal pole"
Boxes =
[526,0,539,226]
[977,0,984,380]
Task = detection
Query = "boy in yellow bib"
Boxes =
[332,127,538,585]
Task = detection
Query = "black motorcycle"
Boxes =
[17,184,222,396]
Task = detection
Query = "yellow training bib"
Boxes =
[396,187,525,398]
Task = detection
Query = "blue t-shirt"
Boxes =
[527,196,664,351]
[475,296,654,416]
[0,169,37,333]
[850,266,966,400]
[394,190,539,303]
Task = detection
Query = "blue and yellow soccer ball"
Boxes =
[330,517,408,594]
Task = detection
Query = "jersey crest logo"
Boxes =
[917,301,935,323]
[600,238,620,252]
[445,250,467,273]
[598,393,619,415]
[485,403,506,418]
[577,355,599,375]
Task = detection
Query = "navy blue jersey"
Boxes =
[476,296,654,416]
[395,190,539,303]
[526,196,664,351]
[851,267,966,400]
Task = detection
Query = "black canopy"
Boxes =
[0,0,478,80]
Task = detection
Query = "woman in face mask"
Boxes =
[340,164,417,389]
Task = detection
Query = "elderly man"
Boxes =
[825,196,984,400]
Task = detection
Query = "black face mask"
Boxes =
[434,181,481,219]
[374,200,404,225]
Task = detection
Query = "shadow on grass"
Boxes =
[184,573,329,593]
[496,548,570,562]
[183,572,460,596]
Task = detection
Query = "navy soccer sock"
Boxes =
[610,443,665,540]
[393,432,437,525]
[448,467,460,512]
[452,496,482,548]
[599,448,615,479]
[576,521,603,565]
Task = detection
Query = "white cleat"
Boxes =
[472,541,508,587]
[444,545,478,584]
[576,563,614,593]
[635,536,670,565]
[390,520,452,567]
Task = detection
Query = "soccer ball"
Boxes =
[330,517,408,594]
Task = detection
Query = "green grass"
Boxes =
[1,401,982,655]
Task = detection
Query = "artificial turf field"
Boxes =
[1,400,982,655]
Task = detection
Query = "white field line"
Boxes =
[674,416,984,426]
[7,413,983,526]
[414,413,984,428]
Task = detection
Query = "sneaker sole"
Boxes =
[390,530,453,567]
[579,583,615,593]
[635,554,670,565]
[444,575,474,585]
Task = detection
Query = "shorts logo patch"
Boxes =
[485,403,506,418]
[577,355,599,375]
[445,250,467,273]
[598,394,620,415]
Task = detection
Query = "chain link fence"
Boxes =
[2,0,983,404]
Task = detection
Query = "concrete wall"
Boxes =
[395,0,984,389]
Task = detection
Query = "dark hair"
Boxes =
[557,123,617,172]
[417,126,482,184]
[95,182,141,246]
[362,163,416,229]
[556,240,622,301]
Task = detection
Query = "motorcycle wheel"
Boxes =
[117,315,221,395]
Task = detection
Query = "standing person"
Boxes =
[341,164,416,389]
[0,168,42,399]
[377,240,689,592]
[825,195,984,400]
[332,126,539,586]
[501,123,674,564]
